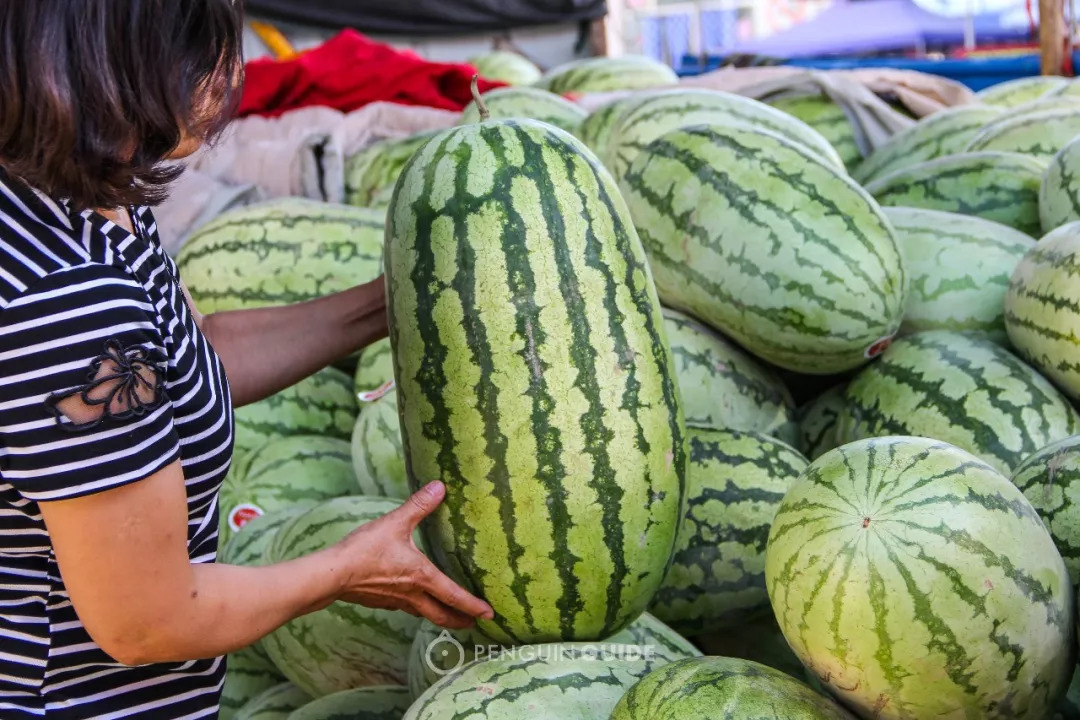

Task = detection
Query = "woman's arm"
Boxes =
[39,462,490,666]
[195,278,388,408]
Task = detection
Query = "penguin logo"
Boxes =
[424,630,466,677]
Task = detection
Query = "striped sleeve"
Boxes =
[0,264,180,501]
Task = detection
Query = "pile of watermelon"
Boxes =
[175,61,1080,719]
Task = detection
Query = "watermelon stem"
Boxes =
[470,74,490,122]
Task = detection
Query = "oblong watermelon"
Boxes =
[221,435,357,543]
[537,55,677,95]
[883,206,1035,342]
[234,367,358,455]
[795,384,848,461]
[405,611,699,700]
[610,657,856,719]
[836,331,1080,474]
[606,88,843,178]
[649,428,808,635]
[467,50,541,86]
[235,683,312,720]
[663,308,796,442]
[351,388,408,499]
[976,76,1070,107]
[1040,135,1080,232]
[459,87,587,133]
[965,106,1080,159]
[575,94,659,156]
[263,496,421,697]
[286,686,411,720]
[622,123,906,374]
[177,199,384,313]
[767,436,1073,718]
[865,150,1046,236]
[345,131,442,210]
[403,645,673,720]
[767,92,862,169]
[852,105,1004,185]
[385,118,685,645]
[1011,436,1080,586]
[1006,221,1080,401]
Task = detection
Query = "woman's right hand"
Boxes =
[333,481,495,630]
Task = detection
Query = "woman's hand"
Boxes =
[334,481,494,630]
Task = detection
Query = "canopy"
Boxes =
[244,0,607,35]
[730,0,1031,57]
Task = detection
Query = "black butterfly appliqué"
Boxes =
[45,339,167,432]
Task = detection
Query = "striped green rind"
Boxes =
[796,385,848,461]
[177,199,384,313]
[235,683,313,720]
[405,612,700,699]
[354,338,395,395]
[467,51,542,86]
[264,496,420,697]
[622,123,906,374]
[460,87,587,133]
[222,647,289,720]
[767,93,862,169]
[663,307,797,443]
[1051,79,1080,99]
[345,132,442,210]
[536,55,677,95]
[695,612,807,680]
[1005,221,1080,401]
[766,436,1073,719]
[606,89,844,178]
[351,388,409,499]
[1041,136,1080,232]
[883,206,1035,343]
[286,686,411,720]
[235,367,358,455]
[221,435,357,543]
[611,657,855,719]
[1000,95,1080,120]
[385,118,685,644]
[865,151,1046,236]
[221,507,308,566]
[977,76,1070,107]
[1011,436,1080,586]
[575,94,660,156]
[403,645,672,720]
[852,105,1004,185]
[649,428,808,634]
[964,106,1080,159]
[836,331,1080,475]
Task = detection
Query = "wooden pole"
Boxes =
[1042,0,1065,75]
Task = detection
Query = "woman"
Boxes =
[0,2,492,717]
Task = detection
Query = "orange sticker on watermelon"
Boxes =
[864,335,896,359]
[358,379,395,403]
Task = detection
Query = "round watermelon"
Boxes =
[351,389,408,499]
[263,496,421,697]
[467,50,542,86]
[459,87,587,134]
[766,436,1073,718]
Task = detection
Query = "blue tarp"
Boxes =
[728,0,1031,57]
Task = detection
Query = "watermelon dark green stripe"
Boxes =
[766,436,1073,718]
[852,105,1003,184]
[649,428,807,635]
[865,151,1045,236]
[1010,436,1080,585]
[621,124,905,374]
[385,118,684,645]
[837,331,1080,474]
[610,657,857,719]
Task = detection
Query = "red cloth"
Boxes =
[238,29,506,118]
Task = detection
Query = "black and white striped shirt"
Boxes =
[0,169,234,718]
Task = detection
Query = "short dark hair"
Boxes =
[0,0,243,210]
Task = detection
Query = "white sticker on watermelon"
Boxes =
[358,379,395,403]
[228,503,265,533]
